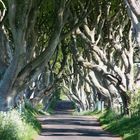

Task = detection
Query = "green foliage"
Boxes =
[47,90,62,113]
[129,90,140,117]
[0,105,41,140]
[90,110,140,140]
[99,110,120,124]
[47,97,58,114]
[78,109,140,139]
[71,101,76,110]
[34,102,48,115]
[22,103,41,132]
[73,109,100,116]
[60,93,68,100]
[35,102,44,111]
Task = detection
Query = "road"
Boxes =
[35,111,121,140]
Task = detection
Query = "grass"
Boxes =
[73,109,101,116]
[22,103,41,132]
[100,113,140,140]
[81,109,140,140]
[0,103,41,140]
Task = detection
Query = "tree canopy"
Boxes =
[0,0,140,114]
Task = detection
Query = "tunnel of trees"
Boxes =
[0,0,140,117]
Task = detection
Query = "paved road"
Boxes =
[35,111,121,140]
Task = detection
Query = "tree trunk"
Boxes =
[121,93,130,115]
[0,54,21,111]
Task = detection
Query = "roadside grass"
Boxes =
[0,104,41,140]
[81,110,140,140]
[73,109,101,116]
[23,103,42,132]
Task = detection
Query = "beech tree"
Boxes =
[61,0,139,114]
[0,0,139,115]
[0,0,92,111]
[0,0,68,111]
[125,0,140,47]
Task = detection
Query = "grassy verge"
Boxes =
[81,110,140,140]
[73,109,101,116]
[0,104,41,140]
[100,111,140,140]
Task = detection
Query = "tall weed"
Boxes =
[0,106,41,140]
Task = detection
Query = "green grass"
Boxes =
[73,109,101,116]
[22,103,41,132]
[100,113,140,140]
[46,107,55,114]
[0,103,41,140]
[81,110,140,140]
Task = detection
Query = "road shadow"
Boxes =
[38,115,120,138]
[39,117,100,127]
[40,127,118,137]
[36,100,121,140]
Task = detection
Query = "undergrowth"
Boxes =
[82,110,140,140]
[0,103,41,140]
[100,110,140,140]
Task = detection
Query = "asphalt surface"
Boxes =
[35,112,121,140]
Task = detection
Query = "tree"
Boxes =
[0,0,139,115]
[125,0,140,47]
[0,0,69,111]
